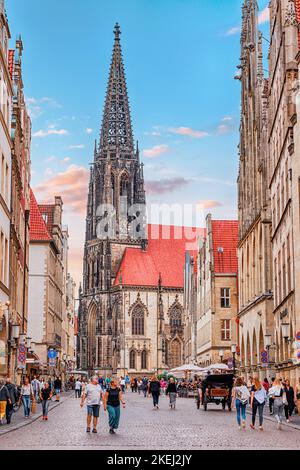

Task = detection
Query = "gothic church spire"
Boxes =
[99,23,134,156]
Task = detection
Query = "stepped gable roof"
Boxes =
[29,189,52,242]
[211,220,238,274]
[114,224,205,288]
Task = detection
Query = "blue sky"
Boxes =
[6,0,269,284]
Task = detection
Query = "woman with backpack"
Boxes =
[250,377,267,431]
[149,376,161,409]
[231,377,250,429]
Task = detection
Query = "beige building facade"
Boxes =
[268,0,300,382]
[237,0,274,380]
[0,1,12,379]
[184,216,239,368]
[237,0,300,382]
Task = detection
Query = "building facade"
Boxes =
[237,0,274,380]
[184,216,238,368]
[7,37,31,382]
[28,192,65,377]
[268,0,300,381]
[0,1,12,378]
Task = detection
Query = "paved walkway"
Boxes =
[246,402,300,430]
[0,391,72,436]
[0,391,299,450]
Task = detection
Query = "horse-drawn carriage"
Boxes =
[199,374,234,411]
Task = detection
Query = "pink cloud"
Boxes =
[34,165,89,215]
[143,144,170,158]
[198,200,223,209]
[258,6,269,25]
[169,127,209,139]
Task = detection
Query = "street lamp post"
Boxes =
[231,344,237,376]
[219,349,224,363]
[265,334,272,377]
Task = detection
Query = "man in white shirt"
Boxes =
[80,376,103,433]
[75,379,82,398]
[31,376,40,402]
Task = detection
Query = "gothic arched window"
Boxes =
[170,306,182,329]
[132,305,145,336]
[141,350,147,370]
[130,350,136,369]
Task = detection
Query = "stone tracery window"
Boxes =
[132,305,145,336]
[169,305,182,329]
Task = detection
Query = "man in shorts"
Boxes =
[80,375,103,433]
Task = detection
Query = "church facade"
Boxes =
[77,24,203,376]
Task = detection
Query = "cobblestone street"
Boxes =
[0,391,299,450]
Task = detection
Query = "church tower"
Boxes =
[78,24,147,374]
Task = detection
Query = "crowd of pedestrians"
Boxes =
[231,376,300,431]
[0,374,65,426]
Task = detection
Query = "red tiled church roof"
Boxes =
[211,220,238,274]
[29,189,52,242]
[114,224,205,289]
[8,49,14,79]
[295,0,300,49]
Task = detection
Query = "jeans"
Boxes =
[143,388,147,397]
[274,398,284,423]
[42,400,50,417]
[22,395,31,417]
[235,399,247,426]
[269,397,274,413]
[152,392,160,406]
[6,403,13,424]
[107,405,120,430]
[75,389,81,398]
[284,403,294,420]
[252,399,265,426]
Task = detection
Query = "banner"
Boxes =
[17,343,27,370]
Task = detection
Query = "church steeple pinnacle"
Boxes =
[99,23,134,156]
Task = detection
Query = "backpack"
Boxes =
[236,386,250,404]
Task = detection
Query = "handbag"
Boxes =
[31,399,37,414]
[282,392,288,406]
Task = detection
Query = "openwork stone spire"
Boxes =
[285,0,298,27]
[99,23,134,155]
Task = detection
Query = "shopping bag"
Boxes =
[31,399,36,414]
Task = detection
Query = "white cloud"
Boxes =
[33,128,69,138]
[86,128,93,134]
[225,26,241,36]
[222,116,233,122]
[217,124,231,135]
[69,144,85,149]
